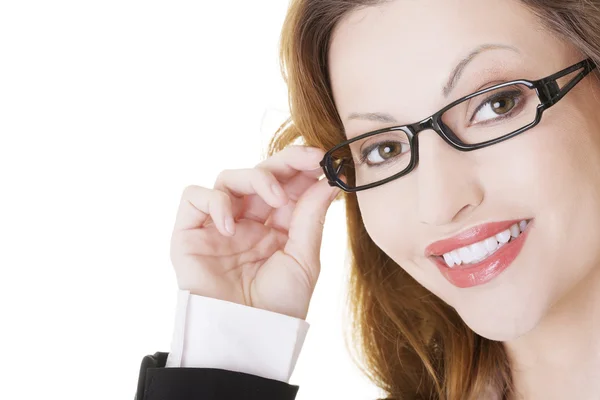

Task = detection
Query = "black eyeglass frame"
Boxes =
[320,58,597,193]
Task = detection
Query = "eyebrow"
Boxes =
[442,43,520,97]
[346,111,398,123]
[346,43,521,124]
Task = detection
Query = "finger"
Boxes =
[214,168,289,210]
[209,145,326,226]
[239,165,324,224]
[283,178,341,283]
[255,145,325,182]
[243,172,319,225]
[237,146,326,223]
[173,185,235,236]
[264,172,319,232]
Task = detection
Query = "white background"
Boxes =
[0,1,383,399]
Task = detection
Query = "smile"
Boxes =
[425,219,534,288]
[440,220,530,267]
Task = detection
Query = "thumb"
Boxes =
[284,177,341,283]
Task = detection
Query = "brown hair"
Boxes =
[268,1,600,398]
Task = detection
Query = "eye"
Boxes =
[362,141,410,165]
[470,90,522,125]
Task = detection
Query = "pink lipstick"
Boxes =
[425,219,533,288]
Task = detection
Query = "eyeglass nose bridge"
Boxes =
[408,115,464,151]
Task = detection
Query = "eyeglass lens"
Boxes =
[330,83,541,189]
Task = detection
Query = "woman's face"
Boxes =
[328,0,600,341]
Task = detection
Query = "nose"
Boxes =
[415,129,484,226]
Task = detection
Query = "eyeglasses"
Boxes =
[320,58,597,193]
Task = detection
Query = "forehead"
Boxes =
[328,0,568,135]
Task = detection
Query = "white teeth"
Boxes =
[450,250,462,266]
[484,237,498,253]
[443,253,455,268]
[509,223,520,238]
[458,246,474,264]
[519,220,527,231]
[441,220,529,267]
[496,229,511,244]
[469,242,488,263]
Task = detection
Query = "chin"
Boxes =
[466,324,528,342]
[456,301,547,342]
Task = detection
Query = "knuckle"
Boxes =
[182,184,200,199]
[253,167,276,184]
[215,169,233,184]
[213,190,231,208]
[221,191,233,208]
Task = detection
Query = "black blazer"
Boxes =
[135,352,300,400]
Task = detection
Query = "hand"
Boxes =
[170,145,341,320]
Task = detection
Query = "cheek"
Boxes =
[357,185,456,306]
[521,103,600,218]
[491,97,600,214]
[505,102,600,294]
[357,187,415,257]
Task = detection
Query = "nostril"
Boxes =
[455,204,476,221]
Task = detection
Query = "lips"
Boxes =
[425,219,534,288]
[425,219,526,257]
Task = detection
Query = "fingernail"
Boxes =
[271,183,284,198]
[225,217,235,235]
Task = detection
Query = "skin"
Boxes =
[328,0,600,398]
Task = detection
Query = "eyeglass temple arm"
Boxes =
[320,157,347,184]
[538,58,597,108]
[334,159,346,176]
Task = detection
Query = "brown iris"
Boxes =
[491,96,515,115]
[376,142,403,160]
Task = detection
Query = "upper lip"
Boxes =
[424,219,529,257]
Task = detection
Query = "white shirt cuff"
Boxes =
[166,289,310,383]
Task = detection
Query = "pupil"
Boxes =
[492,97,514,114]
[378,143,401,159]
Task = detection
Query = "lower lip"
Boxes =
[432,221,533,288]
